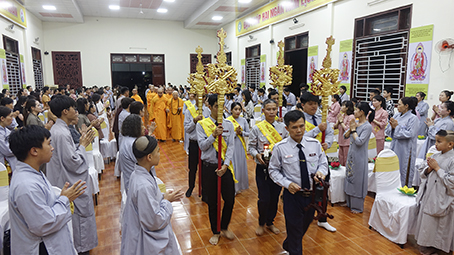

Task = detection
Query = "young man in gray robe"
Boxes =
[121,135,184,255]
[46,95,97,254]
[9,125,87,255]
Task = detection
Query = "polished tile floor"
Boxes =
[91,141,421,255]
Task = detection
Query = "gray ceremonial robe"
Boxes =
[418,116,454,159]
[121,165,179,255]
[0,125,17,172]
[385,111,419,187]
[344,122,372,212]
[416,100,429,136]
[231,117,250,193]
[9,161,76,255]
[118,136,137,194]
[25,113,44,127]
[415,149,454,253]
[46,118,98,252]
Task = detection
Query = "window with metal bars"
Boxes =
[32,47,44,90]
[245,44,260,89]
[3,36,22,96]
[352,5,411,103]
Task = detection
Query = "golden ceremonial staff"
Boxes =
[187,46,208,197]
[205,28,237,232]
[311,36,340,143]
[269,41,293,118]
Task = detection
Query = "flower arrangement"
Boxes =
[398,186,416,196]
[385,137,392,142]
[329,161,340,169]
[418,135,425,140]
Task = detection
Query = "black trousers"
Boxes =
[318,167,331,223]
[255,164,282,226]
[187,140,200,192]
[39,242,48,255]
[202,161,235,234]
[282,189,315,255]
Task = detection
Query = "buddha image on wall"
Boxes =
[340,53,350,81]
[409,43,428,81]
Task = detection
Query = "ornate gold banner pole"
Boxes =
[311,36,340,143]
[205,28,237,232]
[269,41,293,118]
[187,46,208,197]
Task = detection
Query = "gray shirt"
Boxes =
[303,112,334,148]
[196,116,234,165]
[269,136,328,190]
[0,125,17,172]
[248,120,288,164]
[9,161,76,255]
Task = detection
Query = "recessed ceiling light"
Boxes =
[109,5,120,10]
[43,5,56,10]
[212,16,223,21]
[157,8,168,13]
[164,0,175,2]
[238,0,252,3]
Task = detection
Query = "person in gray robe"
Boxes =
[415,92,429,136]
[118,98,134,146]
[385,97,419,188]
[121,135,184,255]
[418,111,454,159]
[8,125,87,255]
[229,102,250,193]
[118,114,143,194]
[414,130,454,255]
[46,95,98,254]
[344,102,373,213]
[0,106,17,172]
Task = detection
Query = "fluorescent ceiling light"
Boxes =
[238,0,252,3]
[0,2,12,8]
[212,16,223,21]
[42,5,56,10]
[246,18,258,24]
[157,8,168,13]
[109,5,120,10]
[281,1,295,7]
[164,0,175,2]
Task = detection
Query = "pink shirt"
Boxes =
[371,108,388,140]
[327,102,340,123]
[336,114,355,146]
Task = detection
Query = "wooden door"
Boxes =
[52,51,83,88]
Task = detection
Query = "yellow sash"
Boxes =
[0,166,8,186]
[226,116,248,159]
[256,120,282,151]
[305,120,322,142]
[368,137,377,150]
[38,114,45,122]
[199,118,237,183]
[184,101,198,118]
[101,121,107,129]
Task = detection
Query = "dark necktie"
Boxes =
[312,115,318,126]
[297,144,310,190]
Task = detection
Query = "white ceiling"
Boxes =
[22,0,270,29]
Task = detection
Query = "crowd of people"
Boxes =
[0,83,453,255]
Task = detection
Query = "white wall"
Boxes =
[0,10,44,90]
[42,17,218,87]
[223,0,454,109]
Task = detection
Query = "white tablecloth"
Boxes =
[368,163,377,193]
[384,139,425,155]
[329,166,346,204]
[0,200,9,231]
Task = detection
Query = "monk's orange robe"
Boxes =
[146,91,157,124]
[131,94,146,124]
[166,97,184,140]
[152,95,168,140]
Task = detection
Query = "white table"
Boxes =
[329,166,346,204]
[384,139,425,155]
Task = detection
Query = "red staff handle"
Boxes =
[198,149,202,197]
[322,130,326,144]
[217,124,222,233]
[279,106,282,119]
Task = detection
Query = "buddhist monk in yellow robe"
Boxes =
[166,91,184,141]
[131,88,146,124]
[146,88,157,124]
[162,87,173,137]
[151,88,168,141]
